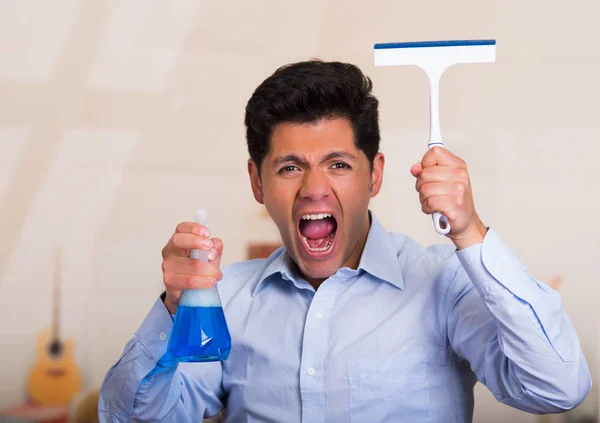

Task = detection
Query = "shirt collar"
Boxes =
[357,211,405,290]
[252,210,405,296]
[251,247,303,297]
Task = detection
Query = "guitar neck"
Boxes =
[53,246,61,341]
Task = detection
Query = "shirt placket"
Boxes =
[299,275,340,423]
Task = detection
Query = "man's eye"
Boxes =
[280,165,299,173]
[331,162,350,169]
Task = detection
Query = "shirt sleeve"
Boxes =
[98,296,225,422]
[446,228,592,413]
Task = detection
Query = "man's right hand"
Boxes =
[161,221,224,314]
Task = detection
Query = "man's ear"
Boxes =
[248,159,264,204]
[370,152,385,197]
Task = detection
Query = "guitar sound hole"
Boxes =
[48,340,63,357]
[47,368,66,377]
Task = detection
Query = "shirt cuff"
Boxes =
[159,291,177,322]
[454,227,539,300]
[136,296,174,363]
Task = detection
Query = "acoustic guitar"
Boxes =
[27,246,82,406]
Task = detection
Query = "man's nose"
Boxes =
[298,169,331,201]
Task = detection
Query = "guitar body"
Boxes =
[27,327,82,406]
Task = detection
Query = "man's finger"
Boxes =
[415,167,469,192]
[419,182,465,204]
[163,272,218,290]
[420,195,458,218]
[209,238,224,267]
[175,221,211,238]
[421,147,465,169]
[171,232,213,251]
[163,257,223,280]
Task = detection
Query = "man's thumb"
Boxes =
[410,162,422,177]
[209,237,224,269]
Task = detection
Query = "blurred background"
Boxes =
[0,0,597,422]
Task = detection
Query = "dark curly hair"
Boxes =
[244,60,380,173]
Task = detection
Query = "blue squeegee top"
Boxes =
[374,39,496,49]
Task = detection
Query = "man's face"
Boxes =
[248,117,384,286]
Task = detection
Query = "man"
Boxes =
[98,61,591,422]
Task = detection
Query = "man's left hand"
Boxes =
[410,146,487,249]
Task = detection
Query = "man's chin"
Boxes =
[287,241,342,283]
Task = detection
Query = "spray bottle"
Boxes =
[167,209,231,362]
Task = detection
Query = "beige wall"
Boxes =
[0,1,597,421]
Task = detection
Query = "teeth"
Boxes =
[301,234,334,252]
[301,213,332,221]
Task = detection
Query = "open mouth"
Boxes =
[298,213,338,255]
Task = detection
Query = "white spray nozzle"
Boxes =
[195,208,208,227]
[190,208,209,262]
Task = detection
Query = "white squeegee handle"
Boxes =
[428,71,452,235]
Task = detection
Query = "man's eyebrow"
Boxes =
[272,151,357,168]
[321,151,357,162]
[272,154,308,168]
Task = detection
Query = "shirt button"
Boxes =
[306,367,316,376]
[159,332,167,341]
[314,312,323,320]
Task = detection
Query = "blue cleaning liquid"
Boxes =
[167,305,231,362]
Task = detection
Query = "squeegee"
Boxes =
[374,39,496,235]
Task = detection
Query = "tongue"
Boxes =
[300,218,336,239]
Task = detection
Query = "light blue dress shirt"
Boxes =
[99,212,591,422]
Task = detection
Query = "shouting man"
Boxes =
[99,61,591,423]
